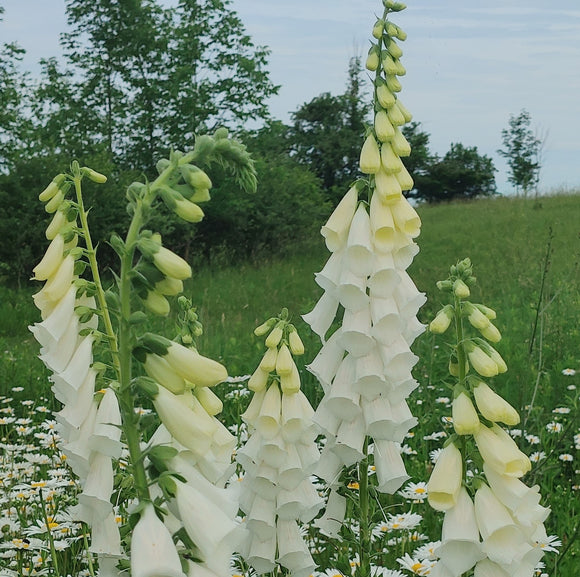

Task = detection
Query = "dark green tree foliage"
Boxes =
[416,143,497,203]
[0,8,31,171]
[291,57,371,203]
[401,121,435,200]
[498,109,542,196]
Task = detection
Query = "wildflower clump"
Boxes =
[29,130,257,575]
[237,309,323,577]
[426,259,557,577]
[303,1,423,546]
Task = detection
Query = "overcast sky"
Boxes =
[2,0,580,193]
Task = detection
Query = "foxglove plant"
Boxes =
[30,129,257,575]
[302,2,424,575]
[426,259,556,577]
[237,310,323,577]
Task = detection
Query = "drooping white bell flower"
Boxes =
[130,503,185,577]
[435,487,485,577]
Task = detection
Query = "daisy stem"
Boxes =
[358,436,371,577]
[82,523,97,577]
[38,488,59,576]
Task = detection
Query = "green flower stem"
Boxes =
[454,295,467,389]
[358,437,371,577]
[38,488,59,576]
[73,176,119,374]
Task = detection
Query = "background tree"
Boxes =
[498,109,543,197]
[401,121,436,201]
[291,56,371,203]
[412,142,497,203]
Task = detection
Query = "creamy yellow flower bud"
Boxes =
[174,198,204,223]
[375,110,395,142]
[275,343,294,376]
[164,341,228,387]
[254,317,277,337]
[248,366,269,392]
[464,302,490,329]
[429,305,454,334]
[189,187,211,203]
[144,354,186,395]
[280,363,301,394]
[376,82,396,108]
[474,423,530,477]
[45,210,68,240]
[194,386,223,416]
[45,190,65,214]
[144,290,170,316]
[473,381,519,426]
[480,322,501,343]
[155,276,184,296]
[385,38,403,59]
[265,324,284,348]
[395,163,414,191]
[152,246,192,280]
[478,341,507,373]
[452,392,480,435]
[259,346,278,373]
[360,134,381,174]
[366,45,380,71]
[391,127,411,156]
[394,58,406,76]
[372,19,385,39]
[385,74,402,93]
[83,167,107,183]
[381,51,399,76]
[474,303,496,320]
[387,101,406,126]
[396,100,412,123]
[288,329,304,356]
[465,342,498,377]
[375,167,402,204]
[380,141,403,173]
[453,279,470,298]
[182,165,212,190]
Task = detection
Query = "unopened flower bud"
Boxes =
[436,280,454,292]
[366,45,380,71]
[83,167,107,183]
[480,322,501,343]
[265,323,284,348]
[360,133,381,174]
[381,51,399,76]
[473,381,519,426]
[280,364,301,394]
[254,317,277,337]
[376,81,396,108]
[181,165,213,190]
[385,74,402,93]
[453,279,470,299]
[375,111,395,142]
[429,305,454,334]
[385,38,403,59]
[259,346,278,373]
[44,189,65,214]
[463,302,490,329]
[372,19,385,39]
[452,391,480,435]
[248,366,269,392]
[391,127,411,156]
[144,290,170,316]
[174,198,204,223]
[152,246,192,280]
[276,343,295,376]
[288,328,304,355]
[465,342,498,377]
[39,174,66,202]
[474,303,496,320]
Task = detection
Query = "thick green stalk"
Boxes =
[358,437,371,577]
[454,295,467,388]
[74,177,119,374]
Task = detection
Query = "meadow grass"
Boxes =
[1,192,578,575]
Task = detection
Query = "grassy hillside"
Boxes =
[1,192,578,574]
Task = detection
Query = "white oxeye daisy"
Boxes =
[397,553,430,575]
[552,407,571,414]
[561,368,576,376]
[525,434,540,445]
[545,422,563,433]
[398,481,428,501]
[559,454,573,462]
[530,451,546,463]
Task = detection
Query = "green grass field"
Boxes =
[1,192,578,575]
